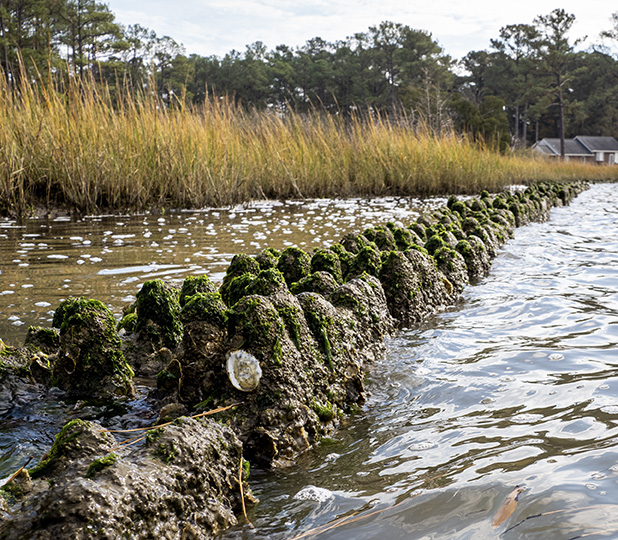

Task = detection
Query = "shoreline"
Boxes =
[0,181,588,539]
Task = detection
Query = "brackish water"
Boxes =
[0,197,441,347]
[2,184,618,539]
[219,183,618,540]
[0,196,441,481]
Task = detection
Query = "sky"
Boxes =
[104,0,617,60]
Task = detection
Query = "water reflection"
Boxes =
[3,184,618,539]
[0,197,441,346]
[219,183,618,539]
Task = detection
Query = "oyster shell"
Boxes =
[226,350,262,392]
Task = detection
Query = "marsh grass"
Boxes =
[1,71,617,215]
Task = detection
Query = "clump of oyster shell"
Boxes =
[226,350,262,392]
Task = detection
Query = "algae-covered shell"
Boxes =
[226,350,262,392]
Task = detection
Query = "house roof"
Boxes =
[533,143,555,156]
[575,136,618,152]
[534,138,593,156]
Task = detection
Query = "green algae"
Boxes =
[370,226,397,251]
[424,234,448,256]
[409,222,426,241]
[117,311,137,333]
[156,358,182,392]
[312,399,335,422]
[310,248,343,283]
[330,243,353,276]
[221,273,255,307]
[277,246,311,286]
[85,453,118,479]
[219,254,261,303]
[221,268,288,307]
[179,275,217,307]
[180,291,227,326]
[153,441,177,464]
[456,239,473,258]
[135,280,183,349]
[299,294,335,370]
[29,419,88,478]
[24,326,59,353]
[249,268,288,297]
[276,305,302,349]
[226,296,287,363]
[393,227,416,251]
[340,232,370,254]
[347,243,382,279]
[51,298,134,396]
[255,248,280,270]
[290,271,339,297]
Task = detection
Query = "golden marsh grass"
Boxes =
[1,72,617,214]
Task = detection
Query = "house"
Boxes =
[533,136,618,164]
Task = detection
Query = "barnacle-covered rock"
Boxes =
[2,417,250,540]
[51,298,135,399]
[277,247,311,287]
[134,279,183,350]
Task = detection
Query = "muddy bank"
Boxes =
[0,182,587,539]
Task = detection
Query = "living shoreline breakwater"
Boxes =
[0,181,588,539]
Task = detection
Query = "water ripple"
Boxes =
[220,184,618,540]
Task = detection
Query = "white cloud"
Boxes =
[105,0,618,59]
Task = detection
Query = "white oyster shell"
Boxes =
[226,350,262,392]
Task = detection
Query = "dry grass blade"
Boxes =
[99,402,243,434]
[238,454,254,529]
[109,434,147,453]
[1,457,32,487]
[2,64,617,214]
[493,486,525,528]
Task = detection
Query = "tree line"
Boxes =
[2,1,618,151]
